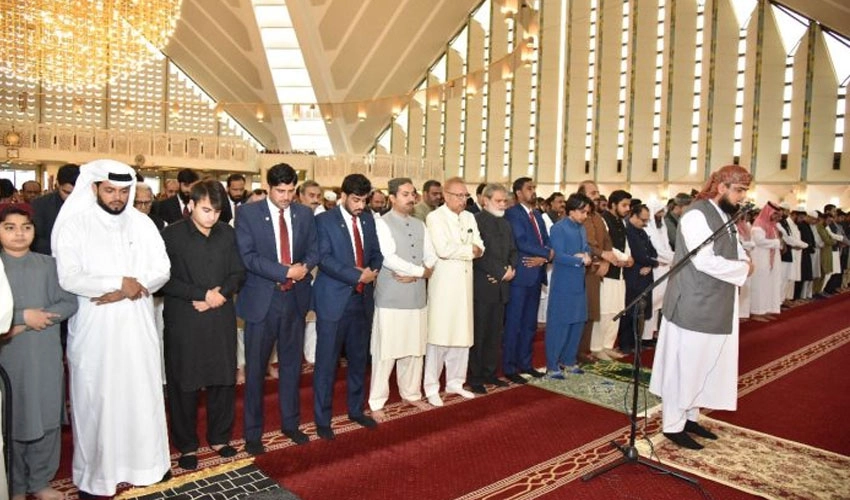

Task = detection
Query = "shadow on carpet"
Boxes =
[115,459,300,500]
[529,370,660,414]
[583,359,652,386]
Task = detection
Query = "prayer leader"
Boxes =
[52,160,172,496]
[649,164,755,450]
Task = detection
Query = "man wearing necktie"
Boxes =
[312,174,383,440]
[503,177,552,383]
[235,164,319,455]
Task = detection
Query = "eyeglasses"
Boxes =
[134,200,153,206]
[445,191,470,200]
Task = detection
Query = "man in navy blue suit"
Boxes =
[235,163,319,455]
[312,173,383,440]
[503,177,552,383]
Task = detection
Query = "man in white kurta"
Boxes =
[424,178,484,407]
[643,200,674,341]
[52,160,172,496]
[776,206,808,301]
[369,178,438,419]
[650,165,753,450]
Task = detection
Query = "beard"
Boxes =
[486,207,505,217]
[718,194,739,215]
[97,197,127,215]
[179,190,191,204]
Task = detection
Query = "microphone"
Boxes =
[738,202,757,215]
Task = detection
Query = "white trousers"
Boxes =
[591,313,620,351]
[662,402,702,433]
[423,344,469,397]
[303,319,316,364]
[368,355,424,411]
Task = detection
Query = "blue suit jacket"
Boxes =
[235,201,319,322]
[505,204,551,287]
[312,206,383,322]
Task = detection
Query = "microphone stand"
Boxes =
[582,203,750,484]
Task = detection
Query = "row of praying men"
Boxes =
[2,159,849,499]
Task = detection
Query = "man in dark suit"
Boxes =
[503,177,552,383]
[621,203,657,354]
[235,163,319,455]
[469,184,517,394]
[225,173,247,225]
[31,163,79,254]
[312,173,383,440]
[155,168,199,224]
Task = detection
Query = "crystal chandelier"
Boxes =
[0,0,183,89]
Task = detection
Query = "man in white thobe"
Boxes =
[776,204,808,301]
[650,165,754,450]
[642,200,674,342]
[424,177,484,407]
[369,178,437,420]
[52,160,172,496]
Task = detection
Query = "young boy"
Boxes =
[0,203,77,500]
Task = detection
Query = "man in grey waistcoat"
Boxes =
[368,178,438,420]
[649,165,754,450]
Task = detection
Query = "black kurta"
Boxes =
[161,219,245,391]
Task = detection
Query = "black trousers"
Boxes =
[167,383,235,454]
[469,299,505,385]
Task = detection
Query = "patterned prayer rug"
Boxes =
[114,459,298,500]
[529,371,661,414]
[635,417,850,500]
[582,360,652,386]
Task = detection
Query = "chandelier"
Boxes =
[0,0,183,89]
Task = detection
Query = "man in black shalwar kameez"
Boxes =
[161,180,245,470]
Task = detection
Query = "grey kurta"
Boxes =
[0,252,77,440]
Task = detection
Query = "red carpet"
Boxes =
[715,339,850,455]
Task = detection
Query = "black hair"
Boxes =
[226,173,246,186]
[56,164,81,186]
[476,182,487,196]
[512,177,533,196]
[565,193,592,213]
[422,179,441,193]
[608,189,632,207]
[0,179,15,198]
[630,203,649,217]
[190,180,224,211]
[177,168,200,185]
[0,203,33,223]
[342,174,372,196]
[267,163,299,187]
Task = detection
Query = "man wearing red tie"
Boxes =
[235,163,319,455]
[312,174,383,440]
[503,177,552,383]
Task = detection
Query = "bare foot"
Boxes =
[34,487,64,500]
[267,364,279,379]
[371,409,387,422]
[236,367,245,384]
[12,494,27,500]
[408,399,431,411]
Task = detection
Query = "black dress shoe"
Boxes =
[469,384,487,394]
[244,440,266,456]
[685,420,718,440]
[283,427,309,445]
[161,470,173,483]
[486,377,510,387]
[178,454,198,470]
[77,490,96,499]
[521,368,545,379]
[316,426,335,440]
[663,431,704,450]
[349,414,378,429]
[213,444,238,457]
[505,373,527,384]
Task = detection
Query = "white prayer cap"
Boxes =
[323,190,337,202]
[51,159,138,254]
[806,209,818,219]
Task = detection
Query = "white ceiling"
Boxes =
[162,0,850,155]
